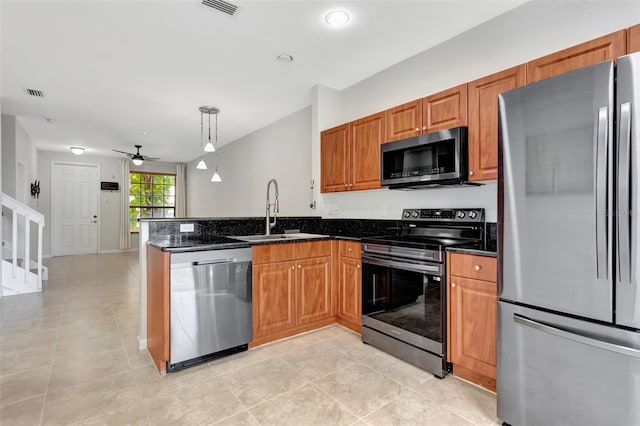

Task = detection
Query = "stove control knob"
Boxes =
[412,211,420,218]
[403,210,411,218]
[456,211,466,219]
[469,211,477,219]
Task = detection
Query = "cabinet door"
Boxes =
[385,99,422,142]
[423,84,468,132]
[629,24,640,54]
[468,65,526,181]
[527,30,626,83]
[253,261,296,337]
[320,124,350,193]
[296,256,333,325]
[350,112,384,191]
[338,256,361,325]
[449,275,497,379]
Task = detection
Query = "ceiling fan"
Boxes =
[112,144,159,166]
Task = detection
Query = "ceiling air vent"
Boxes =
[202,0,238,16]
[23,88,44,98]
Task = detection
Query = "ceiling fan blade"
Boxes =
[112,149,134,156]
[143,157,160,161]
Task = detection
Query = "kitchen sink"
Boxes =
[232,233,327,243]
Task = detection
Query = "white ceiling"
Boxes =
[1,0,526,163]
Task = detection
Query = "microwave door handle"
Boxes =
[595,106,608,280]
[618,102,632,284]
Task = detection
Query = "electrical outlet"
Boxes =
[328,204,339,216]
[179,223,194,232]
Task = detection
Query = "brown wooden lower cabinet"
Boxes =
[336,241,362,332]
[447,252,497,392]
[251,241,335,346]
[146,245,170,374]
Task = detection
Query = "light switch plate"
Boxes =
[179,223,194,232]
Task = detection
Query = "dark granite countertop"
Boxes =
[147,237,251,253]
[447,247,497,257]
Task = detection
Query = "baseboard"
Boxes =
[452,363,496,393]
[99,248,138,254]
[138,335,147,351]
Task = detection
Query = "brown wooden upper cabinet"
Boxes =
[385,84,468,143]
[468,65,526,181]
[320,124,349,193]
[320,112,384,193]
[629,24,640,53]
[527,30,627,83]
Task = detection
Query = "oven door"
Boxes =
[361,253,445,355]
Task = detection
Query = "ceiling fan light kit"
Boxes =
[70,146,85,155]
[198,106,222,183]
[112,144,158,166]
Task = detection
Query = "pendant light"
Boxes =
[203,109,216,153]
[196,108,207,170]
[209,108,222,183]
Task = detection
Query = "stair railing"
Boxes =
[1,193,45,290]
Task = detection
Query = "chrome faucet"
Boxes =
[265,178,279,235]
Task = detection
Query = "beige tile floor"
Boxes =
[0,252,500,426]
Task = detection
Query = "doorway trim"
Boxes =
[51,161,101,256]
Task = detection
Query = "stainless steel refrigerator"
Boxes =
[498,52,640,426]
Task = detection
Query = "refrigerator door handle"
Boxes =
[514,314,640,359]
[595,106,609,280]
[618,102,632,284]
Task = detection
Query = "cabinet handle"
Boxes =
[474,265,481,271]
[344,184,349,187]
[357,264,361,269]
[298,265,302,269]
[348,247,352,251]
[291,266,295,270]
[349,183,353,187]
[415,128,420,132]
[451,282,456,288]
[469,170,474,176]
[422,126,427,131]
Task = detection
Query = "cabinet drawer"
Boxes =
[253,240,332,264]
[339,241,362,259]
[449,253,496,282]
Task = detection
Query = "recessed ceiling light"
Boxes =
[325,10,350,28]
[45,118,56,124]
[276,54,294,63]
[70,147,85,156]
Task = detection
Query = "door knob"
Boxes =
[474,265,481,271]
[357,264,361,269]
[469,170,474,176]
[451,282,456,288]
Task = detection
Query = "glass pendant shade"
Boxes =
[203,142,215,152]
[132,158,143,166]
[211,169,222,182]
[196,159,207,169]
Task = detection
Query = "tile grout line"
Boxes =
[38,285,65,426]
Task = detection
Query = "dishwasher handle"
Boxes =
[192,258,237,266]
[171,258,244,269]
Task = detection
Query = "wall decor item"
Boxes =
[100,182,119,191]
[30,180,40,199]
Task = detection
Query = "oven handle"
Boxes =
[362,254,441,274]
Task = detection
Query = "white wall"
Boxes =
[183,1,638,223]
[310,0,639,223]
[187,107,313,217]
[37,150,177,256]
[1,115,17,197]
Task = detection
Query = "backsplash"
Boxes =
[146,217,498,252]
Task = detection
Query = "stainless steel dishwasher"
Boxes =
[168,247,252,372]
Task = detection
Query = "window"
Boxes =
[129,172,176,232]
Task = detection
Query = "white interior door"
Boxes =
[52,163,99,256]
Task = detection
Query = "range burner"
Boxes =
[360,208,485,378]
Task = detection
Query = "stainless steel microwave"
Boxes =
[380,126,468,189]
